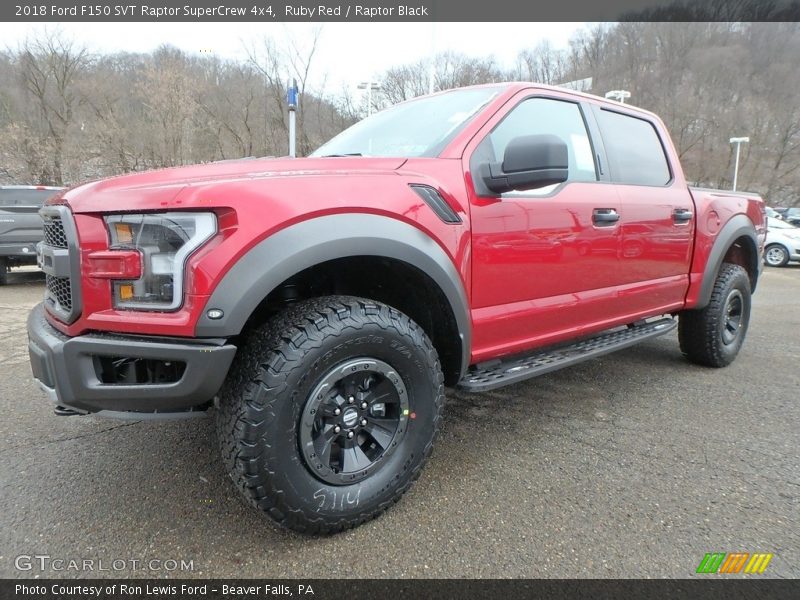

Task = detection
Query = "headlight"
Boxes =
[104,212,216,310]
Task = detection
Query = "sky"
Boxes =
[0,22,586,93]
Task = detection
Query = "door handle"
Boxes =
[592,208,620,226]
[673,208,693,223]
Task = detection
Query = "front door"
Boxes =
[466,93,627,361]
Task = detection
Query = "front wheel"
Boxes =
[0,257,7,286]
[678,263,751,368]
[764,244,789,267]
[215,296,443,534]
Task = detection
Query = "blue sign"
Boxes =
[286,82,298,108]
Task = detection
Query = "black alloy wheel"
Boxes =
[299,358,410,485]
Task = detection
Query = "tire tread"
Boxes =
[678,263,750,368]
[215,295,443,535]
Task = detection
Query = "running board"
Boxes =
[458,317,677,393]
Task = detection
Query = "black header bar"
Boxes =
[3,0,800,22]
[3,579,800,600]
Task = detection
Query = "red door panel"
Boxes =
[472,183,623,306]
[469,182,628,360]
[616,184,694,313]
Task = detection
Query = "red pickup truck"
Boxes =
[28,83,766,533]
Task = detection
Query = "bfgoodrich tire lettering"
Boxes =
[215,295,443,534]
[678,263,751,368]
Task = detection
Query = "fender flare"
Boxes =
[195,213,471,377]
[696,214,759,309]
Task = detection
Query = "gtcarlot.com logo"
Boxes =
[14,554,194,572]
[696,552,773,574]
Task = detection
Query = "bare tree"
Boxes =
[515,41,566,84]
[1,24,798,206]
[13,30,90,184]
[379,51,507,107]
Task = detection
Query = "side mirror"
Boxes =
[480,134,569,195]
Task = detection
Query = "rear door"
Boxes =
[590,106,694,314]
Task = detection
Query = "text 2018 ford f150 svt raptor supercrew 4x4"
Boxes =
[27,83,766,533]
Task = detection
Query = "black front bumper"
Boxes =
[27,304,237,416]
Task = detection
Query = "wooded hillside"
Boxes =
[1,23,797,205]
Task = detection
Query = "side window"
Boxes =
[475,97,598,190]
[596,109,671,186]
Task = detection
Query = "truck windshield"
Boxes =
[311,87,502,158]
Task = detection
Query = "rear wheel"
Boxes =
[764,244,789,267]
[215,295,443,534]
[678,263,751,367]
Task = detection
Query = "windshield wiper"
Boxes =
[319,153,363,157]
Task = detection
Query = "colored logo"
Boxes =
[696,552,773,574]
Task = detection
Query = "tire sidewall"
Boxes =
[260,320,439,520]
[714,270,751,362]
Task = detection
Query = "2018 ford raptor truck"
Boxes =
[27,83,766,533]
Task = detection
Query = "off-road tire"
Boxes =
[764,244,789,267]
[678,263,751,368]
[215,295,444,534]
[0,257,7,286]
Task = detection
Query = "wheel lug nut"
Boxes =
[334,426,341,433]
[361,418,367,427]
[348,396,355,404]
[347,431,354,439]
[361,401,368,409]
[334,408,341,416]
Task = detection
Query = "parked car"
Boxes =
[27,83,766,534]
[766,207,783,220]
[774,206,800,226]
[764,216,800,267]
[0,185,64,285]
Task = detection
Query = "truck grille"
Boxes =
[42,215,68,248]
[39,206,81,324]
[46,275,73,311]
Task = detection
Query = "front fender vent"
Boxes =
[409,184,462,224]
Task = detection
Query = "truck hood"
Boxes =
[61,157,407,213]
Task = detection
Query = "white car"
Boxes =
[764,216,800,267]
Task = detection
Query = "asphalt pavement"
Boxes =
[1,266,797,578]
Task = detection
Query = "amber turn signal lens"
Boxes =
[118,284,134,301]
[113,222,134,245]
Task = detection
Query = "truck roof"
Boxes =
[437,81,662,121]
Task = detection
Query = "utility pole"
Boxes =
[729,136,750,191]
[428,22,436,94]
[287,79,298,158]
[605,90,631,103]
[357,81,382,116]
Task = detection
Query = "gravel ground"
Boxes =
[0,266,797,578]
